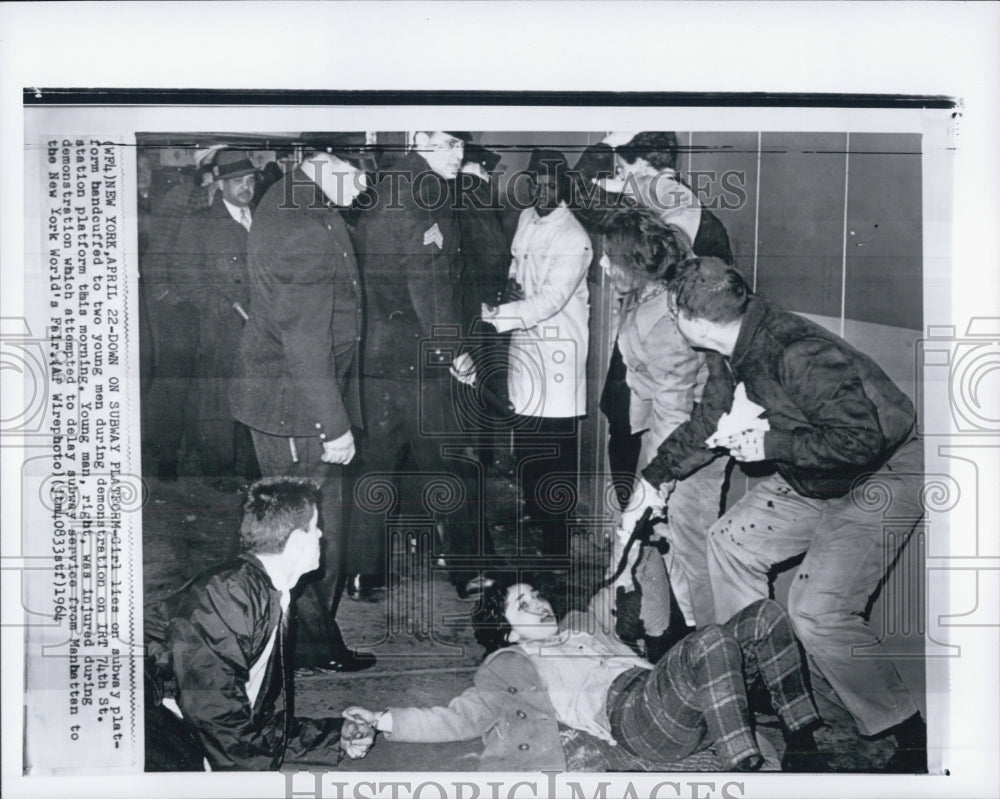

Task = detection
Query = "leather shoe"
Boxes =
[297,651,377,675]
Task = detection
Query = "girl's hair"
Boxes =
[601,205,695,288]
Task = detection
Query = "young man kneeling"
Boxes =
[145,477,372,770]
[345,576,828,772]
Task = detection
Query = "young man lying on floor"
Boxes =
[343,562,829,773]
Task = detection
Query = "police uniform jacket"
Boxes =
[230,169,363,440]
[354,150,464,381]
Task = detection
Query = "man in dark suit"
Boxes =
[348,131,491,600]
[176,149,259,489]
[230,146,373,672]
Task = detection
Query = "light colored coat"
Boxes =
[616,290,708,469]
[386,591,639,771]
[491,205,592,418]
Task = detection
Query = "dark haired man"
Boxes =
[343,576,826,772]
[480,148,593,556]
[230,147,373,671]
[628,257,927,772]
[145,477,373,770]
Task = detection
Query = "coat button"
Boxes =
[518,743,529,751]
[515,710,527,719]
[507,687,517,694]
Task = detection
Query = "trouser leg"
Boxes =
[250,429,347,667]
[657,456,728,628]
[411,380,492,585]
[610,624,760,768]
[723,599,820,733]
[514,415,578,556]
[786,440,923,736]
[346,380,403,577]
[706,474,820,623]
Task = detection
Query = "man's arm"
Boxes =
[169,578,280,770]
[764,338,885,469]
[642,351,734,487]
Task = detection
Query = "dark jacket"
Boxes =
[455,173,511,329]
[175,195,251,379]
[642,297,917,498]
[230,169,363,439]
[692,208,734,266]
[146,555,294,770]
[354,150,464,380]
[176,195,251,316]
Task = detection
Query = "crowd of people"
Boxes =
[142,132,926,775]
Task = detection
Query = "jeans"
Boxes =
[706,437,924,735]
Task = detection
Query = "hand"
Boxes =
[500,277,525,303]
[450,352,477,386]
[339,711,376,759]
[321,430,356,465]
[619,477,667,536]
[726,428,766,462]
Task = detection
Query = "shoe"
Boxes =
[297,651,377,675]
[346,573,400,602]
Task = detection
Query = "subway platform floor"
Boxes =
[143,470,908,773]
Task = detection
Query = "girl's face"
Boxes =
[503,583,559,643]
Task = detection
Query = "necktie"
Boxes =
[240,207,252,231]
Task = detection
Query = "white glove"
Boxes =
[321,429,355,464]
[619,477,666,536]
[450,352,477,386]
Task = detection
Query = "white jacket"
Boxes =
[490,204,592,418]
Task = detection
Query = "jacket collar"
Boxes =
[730,296,768,367]
[528,202,570,225]
[238,553,285,602]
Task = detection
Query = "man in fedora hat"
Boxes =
[231,143,374,672]
[175,149,260,491]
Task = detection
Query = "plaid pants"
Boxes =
[608,599,820,769]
